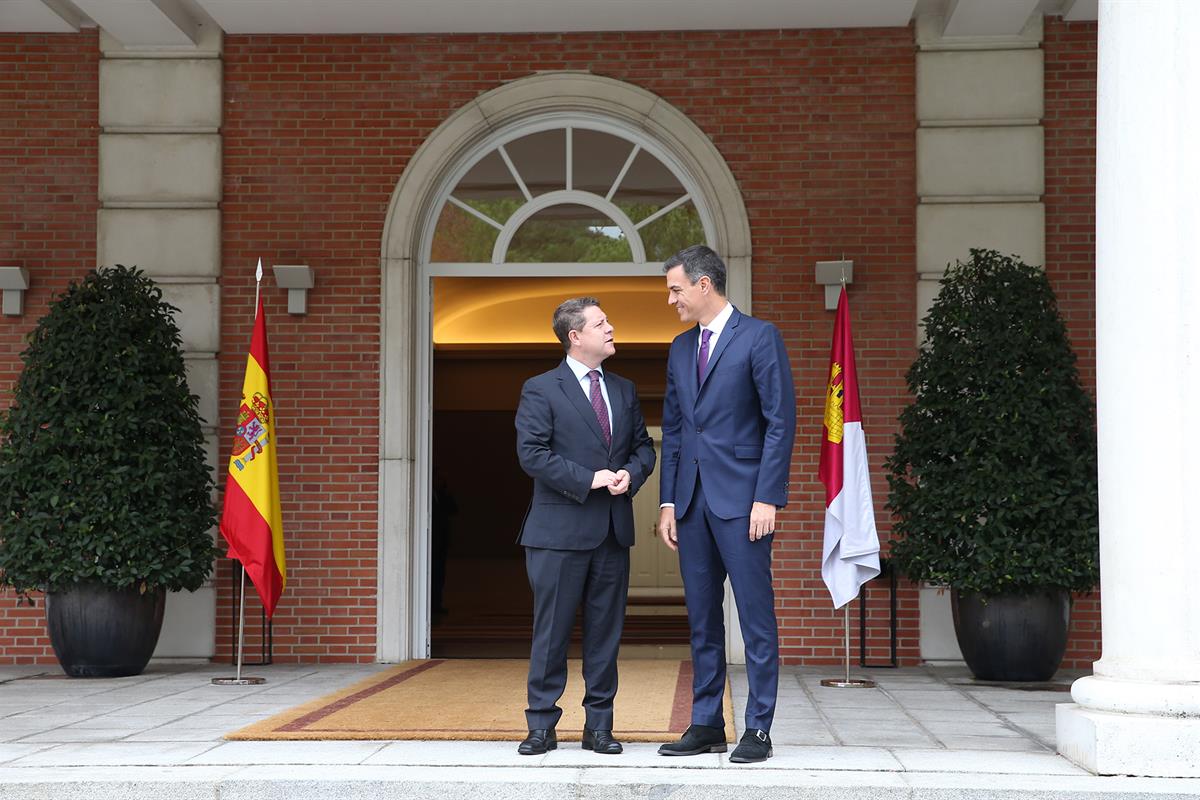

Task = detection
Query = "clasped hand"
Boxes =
[591,469,631,495]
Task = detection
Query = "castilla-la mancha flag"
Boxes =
[219,289,286,617]
[818,286,880,609]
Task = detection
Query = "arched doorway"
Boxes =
[379,73,751,662]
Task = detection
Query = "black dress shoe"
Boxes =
[517,728,557,755]
[657,723,727,755]
[582,728,623,754]
[729,728,772,763]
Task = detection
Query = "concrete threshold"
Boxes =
[2,761,1200,800]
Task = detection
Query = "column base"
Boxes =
[1057,703,1200,777]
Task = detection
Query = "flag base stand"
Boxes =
[821,605,878,689]
[820,678,876,688]
[212,568,268,687]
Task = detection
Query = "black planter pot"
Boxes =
[951,589,1070,682]
[45,582,166,678]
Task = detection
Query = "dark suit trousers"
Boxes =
[525,530,629,731]
[677,476,779,732]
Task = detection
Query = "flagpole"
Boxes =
[213,563,265,685]
[843,605,850,684]
[254,257,262,310]
[820,601,876,689]
[819,282,879,689]
[235,567,246,682]
[213,259,268,687]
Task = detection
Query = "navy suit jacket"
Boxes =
[516,361,656,550]
[660,307,796,520]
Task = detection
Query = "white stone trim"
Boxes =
[916,11,1043,51]
[1071,676,1200,717]
[913,19,1047,649]
[96,32,225,663]
[917,49,1043,124]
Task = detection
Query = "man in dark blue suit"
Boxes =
[515,297,656,756]
[656,245,796,763]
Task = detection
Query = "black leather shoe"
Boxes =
[657,723,727,755]
[729,728,772,763]
[582,728,623,754]
[517,728,557,755]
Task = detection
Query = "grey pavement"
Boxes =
[1,661,1197,798]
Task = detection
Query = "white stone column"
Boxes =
[913,12,1046,664]
[96,28,224,660]
[1055,0,1200,778]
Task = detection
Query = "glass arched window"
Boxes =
[426,120,708,269]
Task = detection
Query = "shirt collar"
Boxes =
[565,355,602,382]
[700,301,734,338]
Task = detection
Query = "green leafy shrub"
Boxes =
[0,265,217,597]
[886,249,1099,595]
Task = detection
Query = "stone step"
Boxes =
[2,764,1198,800]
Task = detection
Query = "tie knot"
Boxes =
[587,369,601,384]
[701,328,713,344]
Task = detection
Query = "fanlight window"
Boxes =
[429,125,705,265]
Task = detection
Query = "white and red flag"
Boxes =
[818,286,880,608]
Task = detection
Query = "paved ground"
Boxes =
[1,661,1197,798]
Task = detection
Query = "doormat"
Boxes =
[226,658,734,742]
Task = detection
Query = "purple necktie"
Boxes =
[588,370,612,447]
[697,328,713,384]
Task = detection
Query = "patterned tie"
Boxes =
[588,370,612,447]
[697,327,713,384]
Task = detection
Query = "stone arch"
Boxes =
[377,72,750,661]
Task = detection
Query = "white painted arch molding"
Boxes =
[382,72,751,269]
[376,72,752,661]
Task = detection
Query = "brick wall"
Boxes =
[0,31,99,663]
[214,27,920,664]
[1044,18,1101,670]
[0,22,1101,669]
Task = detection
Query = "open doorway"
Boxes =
[429,275,689,657]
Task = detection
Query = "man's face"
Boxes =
[666,265,706,324]
[570,304,615,366]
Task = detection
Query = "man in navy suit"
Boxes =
[656,245,796,763]
[515,297,656,756]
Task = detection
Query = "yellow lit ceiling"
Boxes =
[432,276,690,345]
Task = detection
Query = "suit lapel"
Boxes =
[698,307,742,394]
[679,327,700,405]
[557,361,609,449]
[606,374,625,447]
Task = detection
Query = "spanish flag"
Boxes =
[818,286,880,609]
[219,288,286,618]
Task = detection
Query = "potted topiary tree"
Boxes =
[886,249,1099,682]
[0,265,217,677]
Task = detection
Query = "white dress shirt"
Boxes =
[699,301,734,359]
[565,355,613,433]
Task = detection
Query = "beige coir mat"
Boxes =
[226,658,734,742]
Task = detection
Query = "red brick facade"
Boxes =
[1044,18,1101,670]
[0,31,99,663]
[0,23,1100,668]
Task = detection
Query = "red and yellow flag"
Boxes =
[220,293,286,618]
[818,286,880,609]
